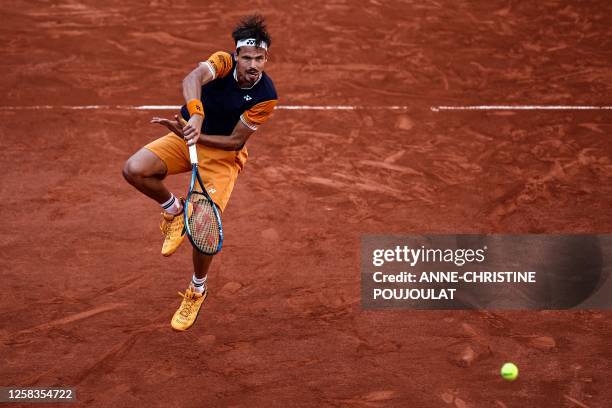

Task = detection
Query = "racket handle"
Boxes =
[188,144,198,164]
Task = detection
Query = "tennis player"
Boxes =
[123,15,278,331]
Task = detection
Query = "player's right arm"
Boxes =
[182,51,233,98]
[181,52,233,142]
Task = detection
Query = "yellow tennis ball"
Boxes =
[501,362,519,381]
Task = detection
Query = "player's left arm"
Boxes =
[197,121,255,151]
[153,114,256,150]
[195,99,278,150]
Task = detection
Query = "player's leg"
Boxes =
[170,145,247,331]
[191,251,213,293]
[193,251,214,280]
[171,251,212,331]
[122,148,172,203]
[123,133,191,256]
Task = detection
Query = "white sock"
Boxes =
[161,193,182,215]
[191,275,207,293]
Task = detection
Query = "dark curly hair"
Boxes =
[232,14,271,53]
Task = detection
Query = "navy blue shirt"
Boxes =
[181,53,277,136]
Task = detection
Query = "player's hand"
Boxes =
[182,115,203,146]
[151,115,184,137]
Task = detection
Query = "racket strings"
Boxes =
[187,194,220,253]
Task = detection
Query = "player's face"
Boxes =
[236,46,267,87]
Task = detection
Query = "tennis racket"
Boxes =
[181,118,224,255]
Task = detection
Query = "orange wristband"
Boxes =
[187,99,204,117]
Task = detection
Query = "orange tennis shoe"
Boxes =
[171,287,207,331]
[159,200,191,256]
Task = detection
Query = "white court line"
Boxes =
[277,105,409,110]
[1,105,610,111]
[0,104,409,111]
[431,105,612,112]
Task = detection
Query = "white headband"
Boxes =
[236,38,268,50]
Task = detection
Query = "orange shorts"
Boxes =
[145,133,248,212]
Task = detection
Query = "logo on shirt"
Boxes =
[243,95,252,101]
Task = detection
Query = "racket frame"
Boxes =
[184,144,224,255]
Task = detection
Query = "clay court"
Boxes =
[1,0,611,407]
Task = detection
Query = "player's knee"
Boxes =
[123,149,166,185]
[122,156,145,184]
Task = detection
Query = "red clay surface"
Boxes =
[1,1,611,407]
